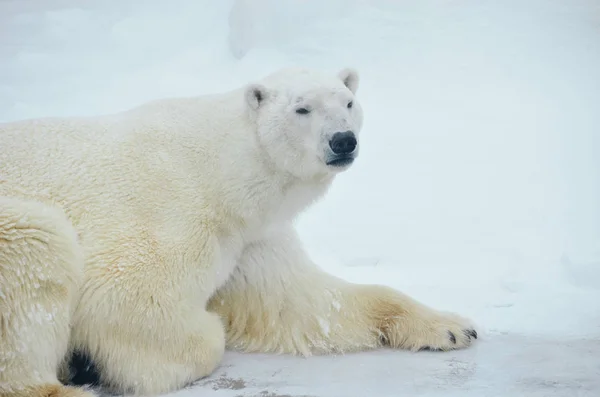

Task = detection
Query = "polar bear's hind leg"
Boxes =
[0,197,92,397]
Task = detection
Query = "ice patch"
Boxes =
[331,299,341,312]
[317,317,331,337]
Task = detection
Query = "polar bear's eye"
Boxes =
[347,101,353,109]
[296,108,310,115]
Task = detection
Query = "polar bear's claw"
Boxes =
[465,329,478,340]
[448,330,457,344]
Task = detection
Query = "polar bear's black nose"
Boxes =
[329,131,357,155]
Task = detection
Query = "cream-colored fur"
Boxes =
[0,67,476,397]
[0,199,91,397]
[208,226,476,355]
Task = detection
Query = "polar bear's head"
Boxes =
[245,67,363,180]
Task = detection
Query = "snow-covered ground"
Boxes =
[1,0,599,396]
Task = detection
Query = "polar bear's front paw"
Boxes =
[414,318,478,352]
[378,309,478,352]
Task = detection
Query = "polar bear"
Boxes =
[0,67,477,397]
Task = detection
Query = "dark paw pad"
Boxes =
[464,329,478,340]
[67,350,101,387]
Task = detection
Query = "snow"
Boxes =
[1,0,600,396]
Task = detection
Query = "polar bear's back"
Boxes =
[0,88,250,261]
[0,116,112,198]
[0,109,173,248]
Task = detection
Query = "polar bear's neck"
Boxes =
[211,137,334,231]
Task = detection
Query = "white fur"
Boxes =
[0,67,476,397]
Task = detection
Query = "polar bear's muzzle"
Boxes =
[326,131,358,167]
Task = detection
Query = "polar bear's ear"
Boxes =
[245,84,269,111]
[338,68,359,94]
